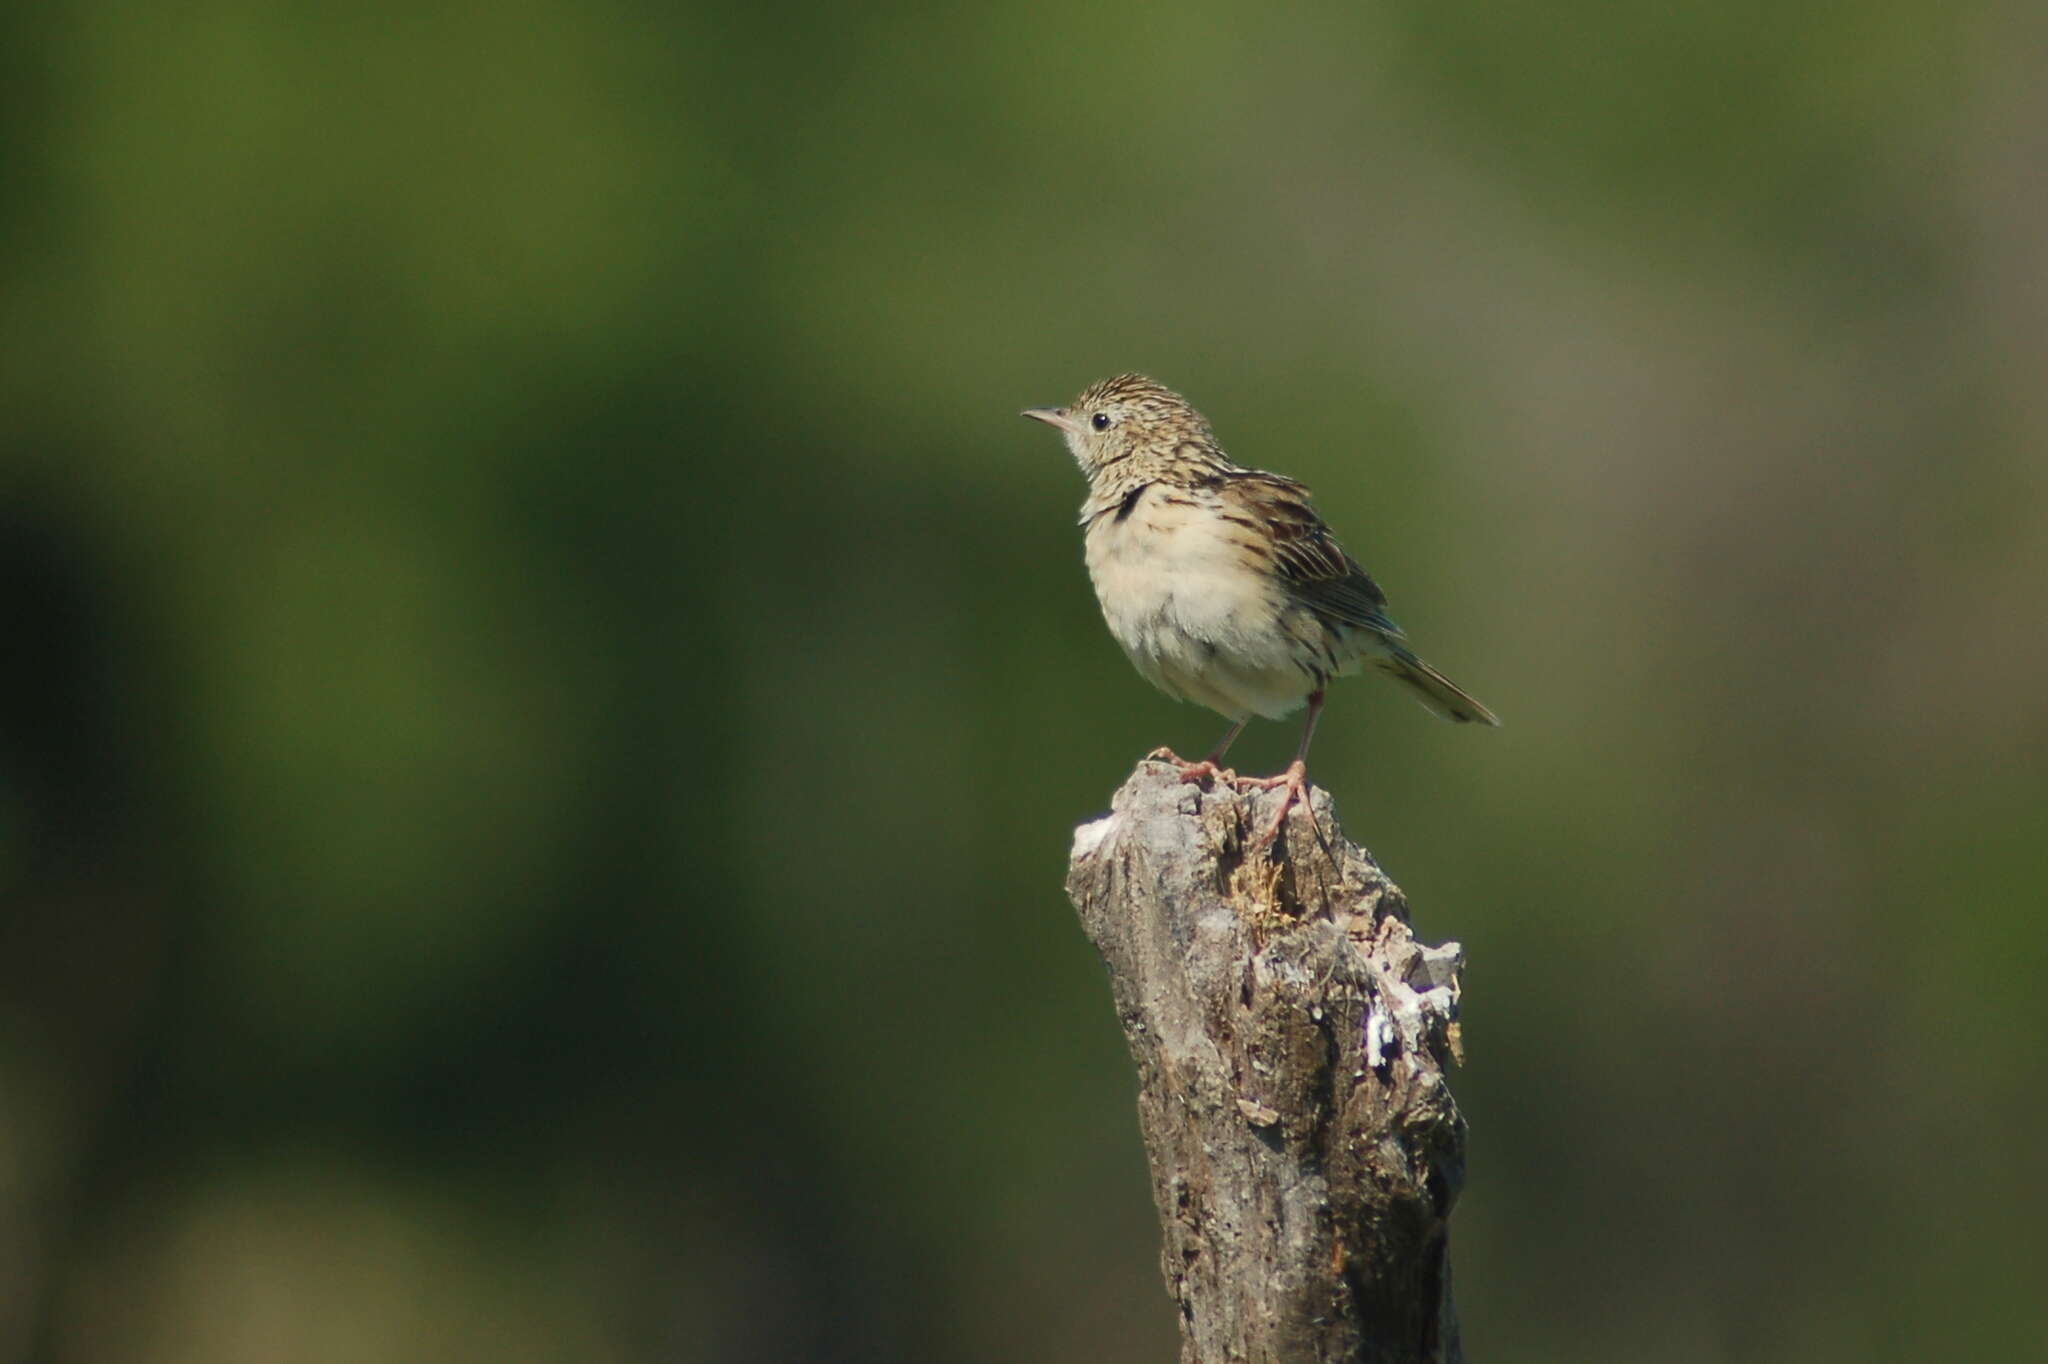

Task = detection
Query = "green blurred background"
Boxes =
[4,2,2044,1360]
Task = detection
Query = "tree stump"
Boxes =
[1066,757,1467,1364]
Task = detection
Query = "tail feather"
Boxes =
[1375,648,1500,726]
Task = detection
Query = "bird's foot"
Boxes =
[1243,760,1315,852]
[1175,758,1238,787]
[1146,748,1237,786]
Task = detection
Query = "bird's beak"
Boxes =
[1021,407,1083,435]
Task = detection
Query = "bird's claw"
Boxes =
[1176,759,1239,787]
[1244,760,1316,852]
[1149,749,1237,787]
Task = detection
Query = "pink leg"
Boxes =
[1174,717,1250,786]
[1245,690,1324,849]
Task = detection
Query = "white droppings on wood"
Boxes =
[1069,812,1118,862]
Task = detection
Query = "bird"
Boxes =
[1021,373,1497,847]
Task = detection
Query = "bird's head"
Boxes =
[1021,373,1213,478]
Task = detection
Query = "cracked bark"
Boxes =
[1066,758,1467,1364]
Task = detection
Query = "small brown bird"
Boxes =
[1023,373,1497,844]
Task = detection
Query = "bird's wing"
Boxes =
[1216,470,1406,639]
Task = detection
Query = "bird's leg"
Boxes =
[1173,717,1250,786]
[1245,691,1324,851]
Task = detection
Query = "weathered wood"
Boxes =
[1066,757,1467,1364]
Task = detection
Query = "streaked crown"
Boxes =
[1021,373,1218,478]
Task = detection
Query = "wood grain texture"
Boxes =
[1067,759,1467,1364]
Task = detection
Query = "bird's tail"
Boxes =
[1375,647,1500,726]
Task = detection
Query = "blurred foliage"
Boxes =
[4,2,2045,1361]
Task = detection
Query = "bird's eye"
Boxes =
[1091,412,1112,431]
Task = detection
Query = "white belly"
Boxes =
[1084,489,1340,721]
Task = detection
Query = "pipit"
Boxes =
[1022,373,1497,846]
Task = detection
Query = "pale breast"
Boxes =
[1083,485,1332,720]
